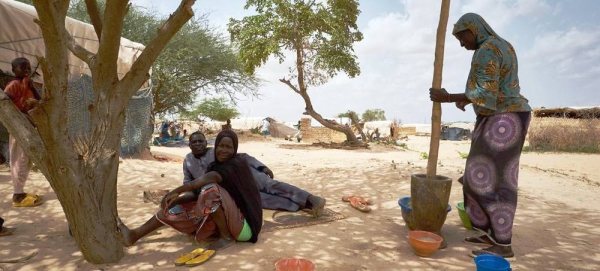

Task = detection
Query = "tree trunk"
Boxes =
[304,105,362,145]
[426,0,451,178]
[0,0,197,264]
[348,111,367,142]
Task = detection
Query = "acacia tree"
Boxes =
[0,0,196,263]
[362,108,386,122]
[181,97,240,121]
[63,0,260,117]
[228,0,364,145]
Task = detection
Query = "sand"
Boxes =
[1,135,599,270]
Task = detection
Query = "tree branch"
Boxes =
[121,0,196,98]
[85,0,103,40]
[94,0,130,81]
[0,93,49,167]
[62,27,95,65]
[279,77,301,93]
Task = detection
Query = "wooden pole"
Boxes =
[426,0,451,179]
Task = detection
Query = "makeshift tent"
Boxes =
[441,126,470,141]
[0,0,152,156]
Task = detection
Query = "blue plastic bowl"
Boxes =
[398,197,451,230]
[474,254,511,271]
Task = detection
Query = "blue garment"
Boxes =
[452,13,531,116]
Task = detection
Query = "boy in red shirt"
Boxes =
[4,57,43,207]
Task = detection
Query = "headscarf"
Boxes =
[208,130,263,243]
[452,13,505,47]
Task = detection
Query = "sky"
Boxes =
[130,0,600,124]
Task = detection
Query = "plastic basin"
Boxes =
[407,230,443,257]
[398,197,451,230]
[275,258,315,271]
[456,201,473,229]
[474,254,511,271]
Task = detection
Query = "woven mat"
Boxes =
[143,190,345,232]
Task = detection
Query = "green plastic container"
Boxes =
[456,202,473,229]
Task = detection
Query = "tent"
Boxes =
[0,0,153,156]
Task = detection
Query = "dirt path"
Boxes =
[1,136,599,270]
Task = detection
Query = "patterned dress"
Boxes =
[453,13,532,246]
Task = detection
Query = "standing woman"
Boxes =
[429,13,531,259]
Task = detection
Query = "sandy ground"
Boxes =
[1,135,600,270]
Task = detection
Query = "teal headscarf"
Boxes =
[452,13,504,47]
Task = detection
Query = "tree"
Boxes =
[362,109,386,122]
[64,0,260,117]
[229,0,364,145]
[181,97,240,121]
[0,0,196,263]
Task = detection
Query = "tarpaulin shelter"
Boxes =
[0,0,153,156]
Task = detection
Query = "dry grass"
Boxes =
[526,117,600,153]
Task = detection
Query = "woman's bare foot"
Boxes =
[207,237,235,251]
[116,218,134,247]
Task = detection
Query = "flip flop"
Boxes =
[184,249,216,267]
[174,248,205,266]
[463,235,494,246]
[0,226,15,236]
[12,194,43,207]
[342,196,371,212]
[342,195,373,205]
[469,248,516,261]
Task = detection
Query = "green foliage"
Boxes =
[47,0,260,117]
[420,152,429,159]
[457,151,468,159]
[228,0,363,88]
[181,97,240,122]
[337,110,357,119]
[362,109,386,122]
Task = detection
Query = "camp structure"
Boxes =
[0,0,153,156]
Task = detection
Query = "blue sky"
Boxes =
[131,0,600,124]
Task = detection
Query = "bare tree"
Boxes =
[0,0,196,263]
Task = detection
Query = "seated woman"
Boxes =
[117,130,263,250]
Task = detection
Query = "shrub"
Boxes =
[527,117,600,153]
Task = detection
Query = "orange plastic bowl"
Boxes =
[275,258,315,271]
[407,231,443,257]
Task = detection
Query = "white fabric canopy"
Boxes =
[0,0,147,84]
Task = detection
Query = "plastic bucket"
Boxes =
[456,202,473,229]
[474,254,511,271]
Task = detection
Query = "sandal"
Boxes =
[174,248,205,266]
[184,249,216,267]
[12,194,43,207]
[464,235,494,246]
[342,195,372,212]
[0,226,15,237]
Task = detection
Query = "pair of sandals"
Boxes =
[464,235,515,259]
[342,195,373,212]
[174,248,216,267]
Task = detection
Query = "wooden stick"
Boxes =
[426,0,451,179]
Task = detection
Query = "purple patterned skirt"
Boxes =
[463,112,531,246]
